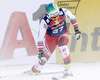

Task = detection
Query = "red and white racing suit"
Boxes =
[32,8,78,72]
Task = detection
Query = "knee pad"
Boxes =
[59,45,71,64]
[59,45,69,58]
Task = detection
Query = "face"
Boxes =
[50,13,60,21]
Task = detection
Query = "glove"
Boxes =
[38,41,47,64]
[74,26,82,40]
[38,50,47,64]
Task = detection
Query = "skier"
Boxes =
[32,3,81,77]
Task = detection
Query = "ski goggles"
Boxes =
[50,13,60,20]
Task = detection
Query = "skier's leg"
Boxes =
[31,42,51,75]
[32,34,58,75]
[58,34,73,77]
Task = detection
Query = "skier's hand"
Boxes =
[37,41,47,64]
[75,32,81,40]
[74,26,82,40]
[38,50,47,64]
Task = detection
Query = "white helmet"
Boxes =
[46,3,59,17]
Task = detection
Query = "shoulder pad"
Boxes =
[42,14,51,25]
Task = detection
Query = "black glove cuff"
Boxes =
[74,26,81,34]
[38,50,44,58]
[74,26,79,32]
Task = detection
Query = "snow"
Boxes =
[0,62,100,80]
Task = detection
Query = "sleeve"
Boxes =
[62,8,78,28]
[38,19,47,41]
[37,19,47,51]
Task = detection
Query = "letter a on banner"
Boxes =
[0,12,38,60]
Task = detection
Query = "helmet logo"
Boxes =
[53,3,58,9]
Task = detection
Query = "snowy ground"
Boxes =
[0,62,100,80]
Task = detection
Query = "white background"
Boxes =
[0,1,100,80]
[0,0,56,65]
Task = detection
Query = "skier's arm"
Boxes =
[62,8,77,27]
[62,8,81,40]
[38,19,47,51]
[38,19,47,64]
[38,20,46,39]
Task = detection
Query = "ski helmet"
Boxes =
[46,3,59,17]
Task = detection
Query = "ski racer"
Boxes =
[32,3,81,76]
